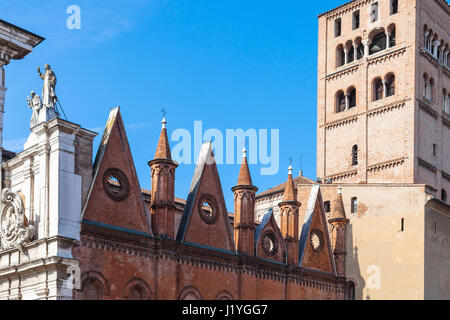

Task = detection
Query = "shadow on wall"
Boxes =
[346,223,366,300]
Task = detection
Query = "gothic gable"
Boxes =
[81,107,151,234]
[254,209,286,263]
[298,185,336,274]
[176,142,235,252]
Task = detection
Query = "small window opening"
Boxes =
[370,2,379,22]
[390,0,398,15]
[351,197,358,214]
[335,19,342,37]
[401,218,404,232]
[324,201,331,213]
[353,11,360,30]
[352,145,358,166]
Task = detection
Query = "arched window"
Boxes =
[373,78,383,101]
[369,31,387,55]
[443,89,449,114]
[385,74,395,97]
[352,145,358,166]
[346,281,356,300]
[336,90,346,113]
[179,286,202,300]
[390,0,399,15]
[429,78,435,102]
[336,44,345,67]
[348,87,356,108]
[442,189,447,202]
[123,278,150,300]
[426,29,434,52]
[388,25,396,47]
[446,93,450,114]
[424,25,429,49]
[348,44,355,63]
[83,278,105,300]
[215,291,234,300]
[355,37,364,60]
[423,74,429,99]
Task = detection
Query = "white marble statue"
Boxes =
[27,91,42,128]
[37,64,57,108]
[26,65,60,128]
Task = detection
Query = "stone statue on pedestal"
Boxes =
[37,64,57,109]
[27,64,60,128]
[27,91,42,128]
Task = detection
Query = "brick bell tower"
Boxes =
[328,187,348,276]
[232,148,258,255]
[278,165,301,265]
[148,117,178,238]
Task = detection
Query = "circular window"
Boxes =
[102,168,130,201]
[262,231,278,256]
[198,196,219,225]
[310,229,324,252]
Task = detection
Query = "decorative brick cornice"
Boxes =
[367,157,406,173]
[367,46,407,66]
[443,114,450,129]
[433,0,450,16]
[80,223,342,291]
[325,64,360,81]
[367,98,409,117]
[443,66,450,79]
[319,0,370,20]
[420,48,440,68]
[418,158,438,174]
[324,169,358,183]
[442,171,450,182]
[322,98,409,130]
[324,114,358,130]
[419,99,438,119]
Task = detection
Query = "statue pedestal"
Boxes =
[38,105,59,124]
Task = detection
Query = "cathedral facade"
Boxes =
[0,19,347,299]
[0,0,449,301]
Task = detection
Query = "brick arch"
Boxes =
[336,44,345,68]
[80,271,110,300]
[371,77,383,101]
[178,286,203,300]
[215,290,233,300]
[335,90,346,113]
[123,277,152,300]
[384,72,396,97]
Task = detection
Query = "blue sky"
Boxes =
[2,0,344,209]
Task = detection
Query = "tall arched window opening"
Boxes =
[385,74,395,97]
[373,78,383,101]
[370,32,387,55]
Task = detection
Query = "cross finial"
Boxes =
[161,107,167,118]
[161,108,167,129]
[288,157,293,175]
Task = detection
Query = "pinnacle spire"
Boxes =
[331,187,346,220]
[283,165,296,202]
[154,117,172,160]
[237,148,253,186]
